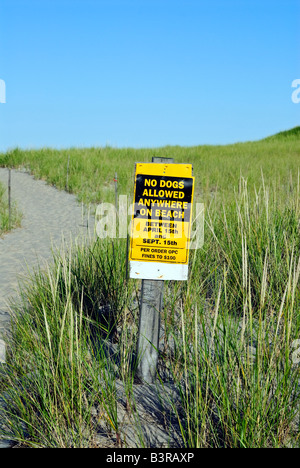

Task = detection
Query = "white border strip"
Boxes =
[129,261,189,281]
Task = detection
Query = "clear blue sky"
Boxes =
[0,0,299,151]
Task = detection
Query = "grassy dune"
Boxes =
[0,127,299,207]
[0,128,299,448]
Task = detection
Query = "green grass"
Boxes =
[0,126,299,209]
[0,128,299,448]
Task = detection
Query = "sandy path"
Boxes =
[0,168,95,362]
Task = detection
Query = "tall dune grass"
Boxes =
[162,175,300,447]
[0,130,299,447]
[0,170,299,447]
[0,128,299,208]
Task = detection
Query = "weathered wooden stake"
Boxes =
[114,172,118,215]
[136,157,174,384]
[8,169,11,230]
[66,154,70,191]
[136,279,164,383]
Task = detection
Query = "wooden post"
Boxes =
[136,279,164,383]
[136,157,174,384]
[8,169,11,230]
[114,172,118,215]
[66,154,70,192]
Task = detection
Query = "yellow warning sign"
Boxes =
[129,163,195,268]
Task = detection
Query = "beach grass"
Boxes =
[0,127,299,447]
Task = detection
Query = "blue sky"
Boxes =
[0,0,299,151]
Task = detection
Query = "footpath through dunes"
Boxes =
[0,168,95,363]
